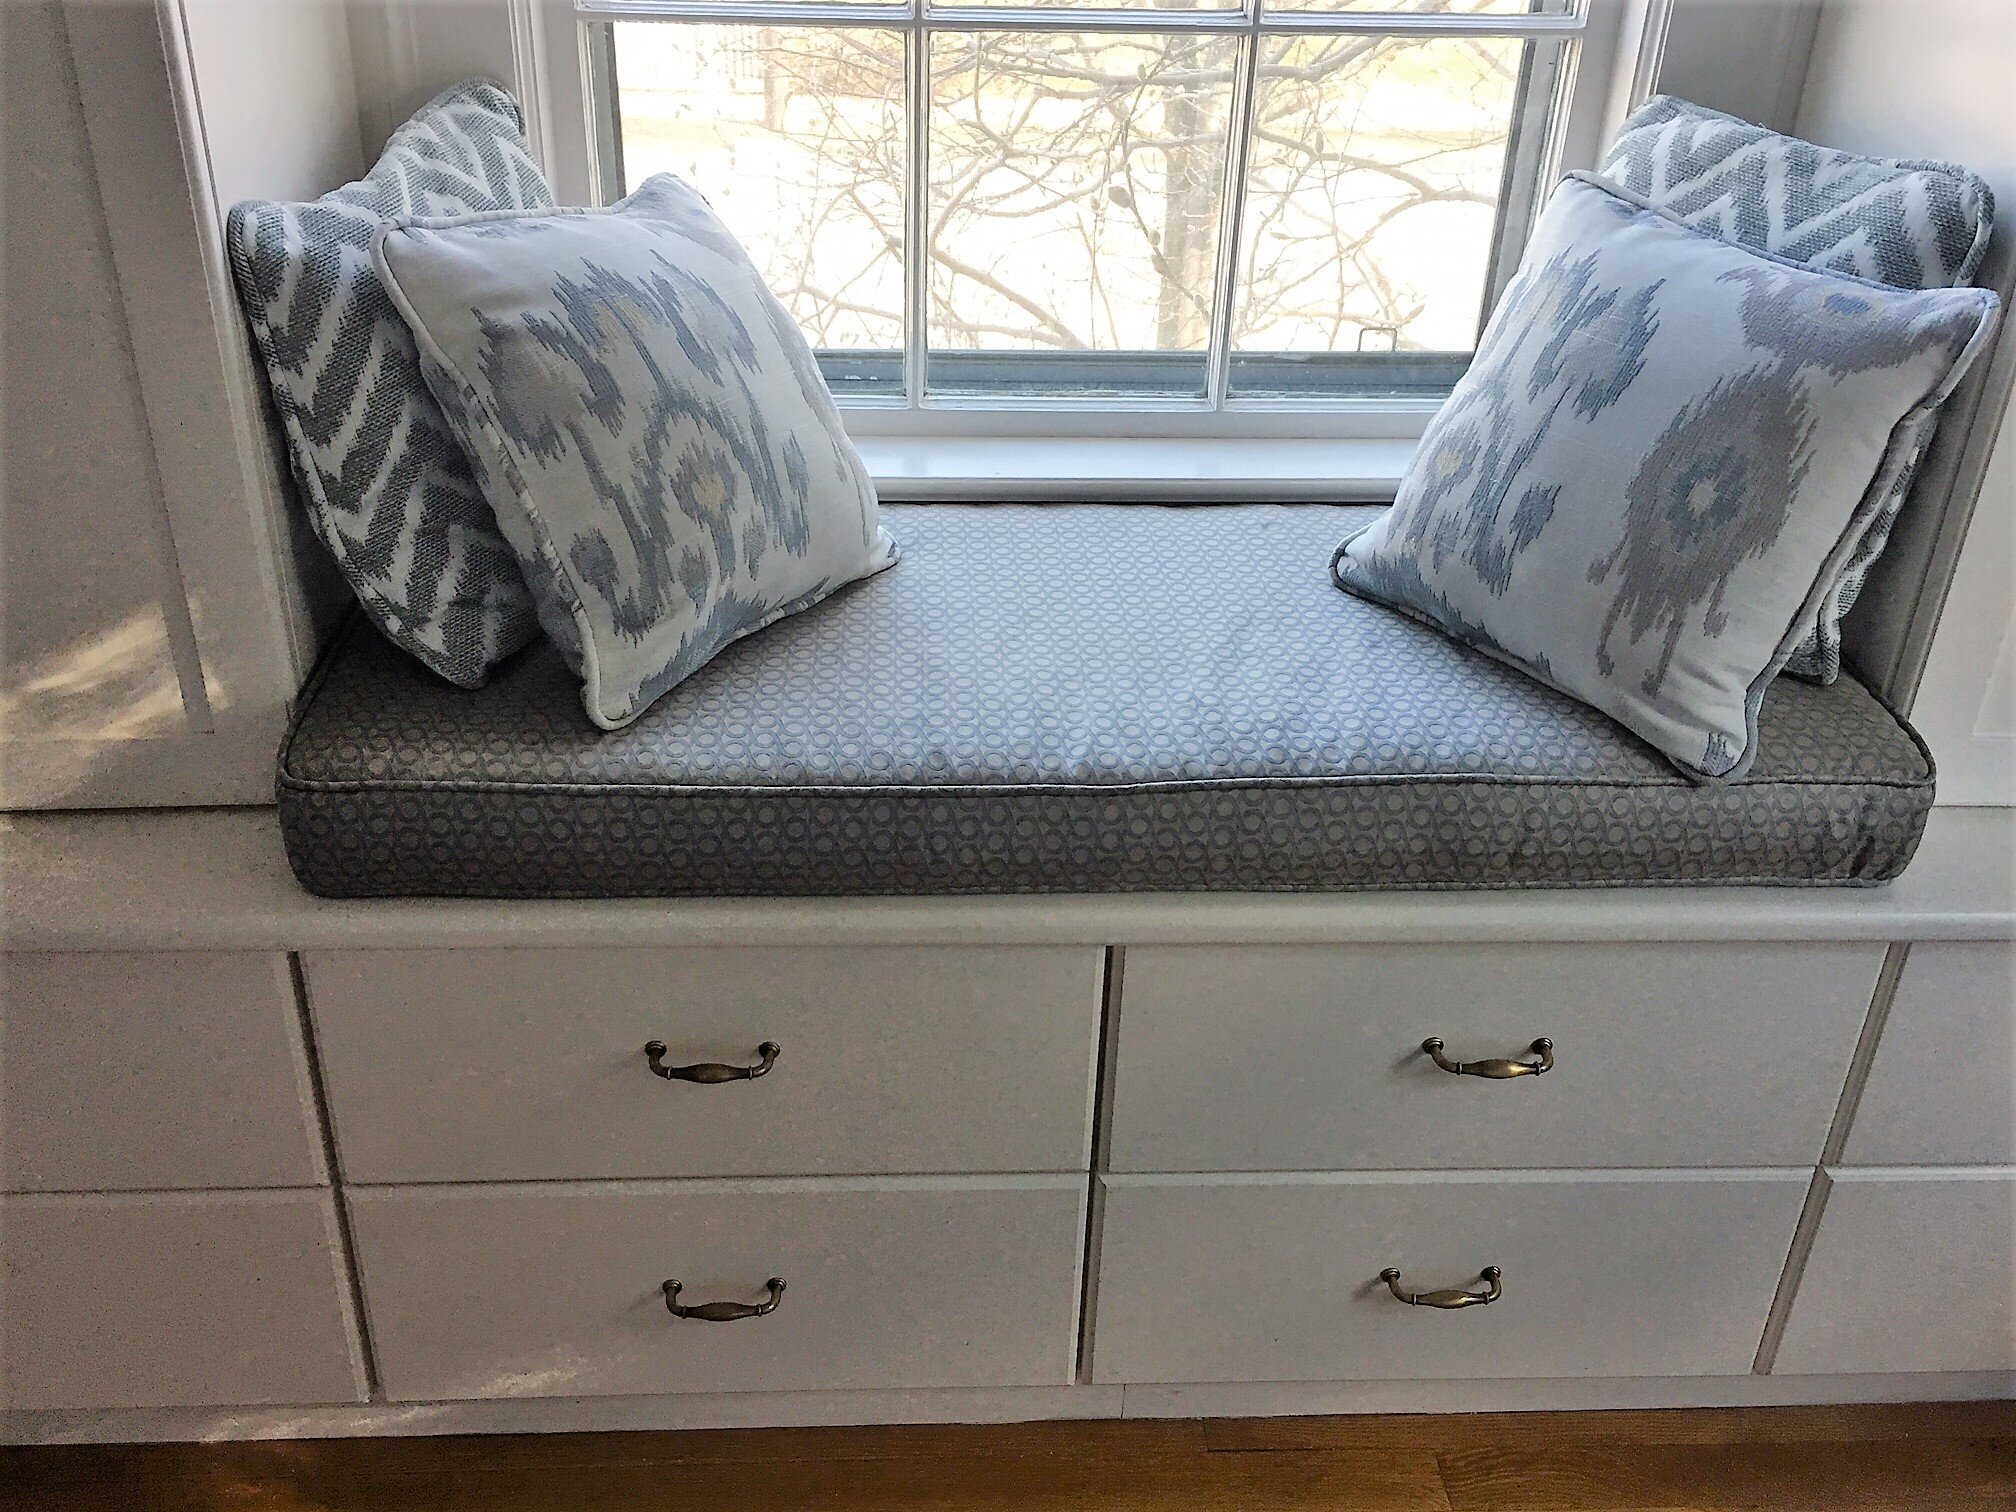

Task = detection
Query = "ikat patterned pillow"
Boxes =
[1332,174,1999,783]
[1602,96,1997,682]
[374,174,899,730]
[228,82,553,688]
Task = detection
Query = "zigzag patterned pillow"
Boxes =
[228,82,552,688]
[1601,96,1995,683]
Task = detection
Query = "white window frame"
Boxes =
[526,0,1657,446]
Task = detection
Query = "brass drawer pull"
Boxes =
[1422,1037,1552,1078]
[645,1040,780,1083]
[662,1277,785,1322]
[1381,1265,1502,1309]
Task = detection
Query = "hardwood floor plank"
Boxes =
[116,1416,1205,1483]
[1203,1402,2016,1454]
[399,1447,1453,1512]
[1435,1437,2016,1512]
[8,1403,2015,1511]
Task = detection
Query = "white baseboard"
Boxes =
[7,1373,2010,1447]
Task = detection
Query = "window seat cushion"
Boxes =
[277,502,1934,898]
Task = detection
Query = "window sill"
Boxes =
[857,437,1416,502]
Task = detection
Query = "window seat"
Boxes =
[277,502,1934,899]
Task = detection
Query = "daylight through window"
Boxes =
[588,0,1585,406]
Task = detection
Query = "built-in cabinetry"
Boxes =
[0,952,364,1411]
[1104,943,1883,1171]
[349,1178,1087,1402]
[2,810,2012,1435]
[1090,941,1885,1387]
[1773,940,2016,1377]
[307,944,1105,1402]
[1094,1171,1810,1383]
[303,946,1104,1181]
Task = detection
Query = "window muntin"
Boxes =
[588,1,1590,412]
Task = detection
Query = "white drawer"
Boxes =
[348,1177,1084,1401]
[305,946,1102,1182]
[1091,1170,1806,1384]
[1109,943,1882,1172]
[1842,942,2016,1166]
[1774,1169,2016,1375]
[2,951,322,1192]
[1,1190,364,1410]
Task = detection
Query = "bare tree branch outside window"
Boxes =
[609,0,1550,401]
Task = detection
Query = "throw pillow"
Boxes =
[1602,95,1997,681]
[373,174,899,730]
[1331,173,2000,782]
[228,81,550,688]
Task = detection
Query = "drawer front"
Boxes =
[1843,942,2016,1165]
[1109,943,1882,1172]
[1092,1171,1806,1384]
[1,1191,363,1410]
[348,1177,1085,1401]
[2,951,322,1192]
[1775,1170,2016,1375]
[305,946,1103,1182]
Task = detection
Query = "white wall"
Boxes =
[2,2,229,805]
[1,0,365,809]
[1795,0,2016,805]
[346,0,594,202]
[1657,0,1821,132]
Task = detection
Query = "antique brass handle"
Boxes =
[645,1040,779,1083]
[1381,1265,1502,1309]
[662,1277,785,1321]
[1421,1037,1553,1078]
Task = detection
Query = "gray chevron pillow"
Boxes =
[228,82,551,687]
[1601,96,1996,683]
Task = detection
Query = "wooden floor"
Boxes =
[6,1403,2014,1511]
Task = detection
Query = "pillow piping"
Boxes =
[371,184,898,730]
[1334,171,2001,784]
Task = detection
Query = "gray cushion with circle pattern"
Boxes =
[278,503,1931,898]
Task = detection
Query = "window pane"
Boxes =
[1229,34,1526,396]
[960,0,1238,10]
[610,22,906,398]
[926,31,1236,398]
[1265,0,1566,15]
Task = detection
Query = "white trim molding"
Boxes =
[3,807,2010,955]
[7,1370,2010,1447]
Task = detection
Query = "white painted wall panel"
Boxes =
[1796,0,2016,805]
[1841,941,2016,1167]
[1656,0,1820,132]
[1,951,325,1193]
[0,1,206,804]
[2,0,369,809]
[1775,1169,2016,1375]
[1,1190,365,1410]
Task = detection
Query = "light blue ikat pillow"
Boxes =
[374,174,898,729]
[1332,173,1999,782]
[1601,95,1997,683]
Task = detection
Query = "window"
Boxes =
[579,0,1607,427]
